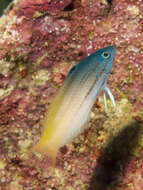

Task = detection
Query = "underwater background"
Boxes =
[0,0,13,16]
[0,0,143,189]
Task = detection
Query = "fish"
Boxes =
[31,46,116,167]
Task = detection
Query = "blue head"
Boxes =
[68,46,116,79]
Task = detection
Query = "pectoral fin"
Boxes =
[103,86,116,109]
[103,92,108,110]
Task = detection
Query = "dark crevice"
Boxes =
[78,52,83,56]
[0,0,14,16]
[107,0,113,6]
[63,2,75,12]
[10,158,21,166]
[89,121,141,190]
[60,145,68,154]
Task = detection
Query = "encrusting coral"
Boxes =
[0,0,143,189]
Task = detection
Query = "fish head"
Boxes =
[67,46,116,79]
[94,45,116,76]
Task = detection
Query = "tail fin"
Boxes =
[29,139,58,170]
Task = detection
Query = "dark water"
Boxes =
[0,0,13,16]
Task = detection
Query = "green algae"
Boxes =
[0,59,15,76]
[33,11,45,19]
[32,69,51,86]
[0,85,14,100]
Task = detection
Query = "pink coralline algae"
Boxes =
[18,0,73,17]
[0,0,143,189]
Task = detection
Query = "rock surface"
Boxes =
[0,0,143,189]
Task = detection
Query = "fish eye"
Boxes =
[102,51,110,59]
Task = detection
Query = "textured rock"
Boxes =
[0,0,143,189]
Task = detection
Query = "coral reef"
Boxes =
[0,0,143,189]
